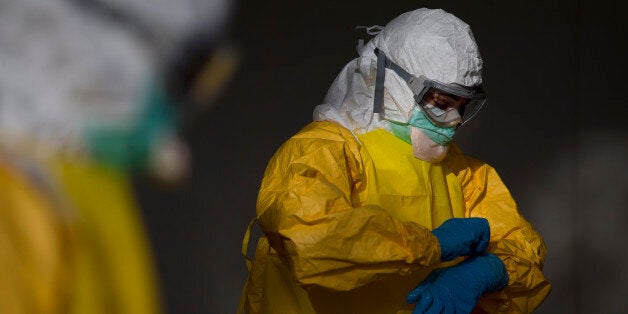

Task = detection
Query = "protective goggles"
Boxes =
[373,49,486,128]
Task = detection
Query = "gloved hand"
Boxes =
[432,218,490,261]
[406,253,509,314]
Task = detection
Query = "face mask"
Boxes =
[85,81,179,171]
[407,106,455,146]
[388,107,456,145]
[388,106,456,163]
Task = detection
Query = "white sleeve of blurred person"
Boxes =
[0,0,234,182]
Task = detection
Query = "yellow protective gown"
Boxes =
[0,154,161,314]
[0,156,71,313]
[51,159,161,314]
[240,121,551,313]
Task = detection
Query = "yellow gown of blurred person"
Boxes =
[0,0,239,312]
[0,153,160,314]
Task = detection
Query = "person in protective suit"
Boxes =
[240,8,551,314]
[0,0,235,312]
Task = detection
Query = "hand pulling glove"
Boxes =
[431,218,490,261]
[407,253,509,314]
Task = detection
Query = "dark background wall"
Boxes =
[133,1,628,313]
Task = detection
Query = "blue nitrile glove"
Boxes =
[406,253,509,314]
[432,218,490,261]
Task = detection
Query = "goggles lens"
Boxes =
[372,49,486,128]
[416,86,485,128]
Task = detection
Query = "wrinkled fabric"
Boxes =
[242,8,549,313]
[314,8,483,134]
[241,121,551,313]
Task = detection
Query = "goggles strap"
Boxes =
[374,49,424,115]
[373,48,387,114]
[385,58,413,83]
[386,57,428,96]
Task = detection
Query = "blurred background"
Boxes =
[1,0,626,313]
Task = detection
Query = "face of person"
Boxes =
[425,90,468,111]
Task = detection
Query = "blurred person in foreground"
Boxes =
[0,0,236,312]
[239,8,550,313]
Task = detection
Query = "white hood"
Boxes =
[313,8,483,136]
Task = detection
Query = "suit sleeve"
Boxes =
[256,124,441,291]
[462,159,551,313]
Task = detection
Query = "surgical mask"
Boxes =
[389,107,456,146]
[388,106,455,163]
[85,81,179,171]
[408,106,455,145]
